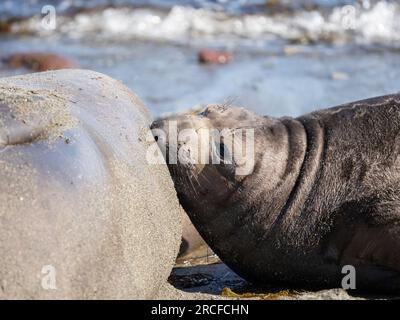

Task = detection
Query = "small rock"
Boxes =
[198,49,233,65]
[169,273,214,289]
[4,52,78,72]
[0,20,11,33]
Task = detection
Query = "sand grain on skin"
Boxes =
[0,84,78,144]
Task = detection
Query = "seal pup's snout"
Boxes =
[150,118,171,164]
[150,118,164,138]
[150,118,163,131]
[151,116,207,171]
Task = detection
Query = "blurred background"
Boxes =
[0,0,399,118]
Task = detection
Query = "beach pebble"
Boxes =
[4,52,78,71]
[0,20,11,33]
[198,49,233,64]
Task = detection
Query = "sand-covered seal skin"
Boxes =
[153,95,400,293]
[0,70,181,299]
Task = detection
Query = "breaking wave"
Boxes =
[4,1,400,47]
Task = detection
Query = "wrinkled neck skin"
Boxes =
[176,115,324,281]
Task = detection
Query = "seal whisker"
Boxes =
[199,170,212,185]
[187,172,199,198]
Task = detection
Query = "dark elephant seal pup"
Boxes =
[152,94,400,293]
[0,69,183,299]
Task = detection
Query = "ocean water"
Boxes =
[0,0,399,117]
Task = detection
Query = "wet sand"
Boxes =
[169,261,366,300]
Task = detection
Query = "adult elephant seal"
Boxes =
[152,95,400,293]
[0,69,182,299]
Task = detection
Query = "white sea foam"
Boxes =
[10,1,400,46]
